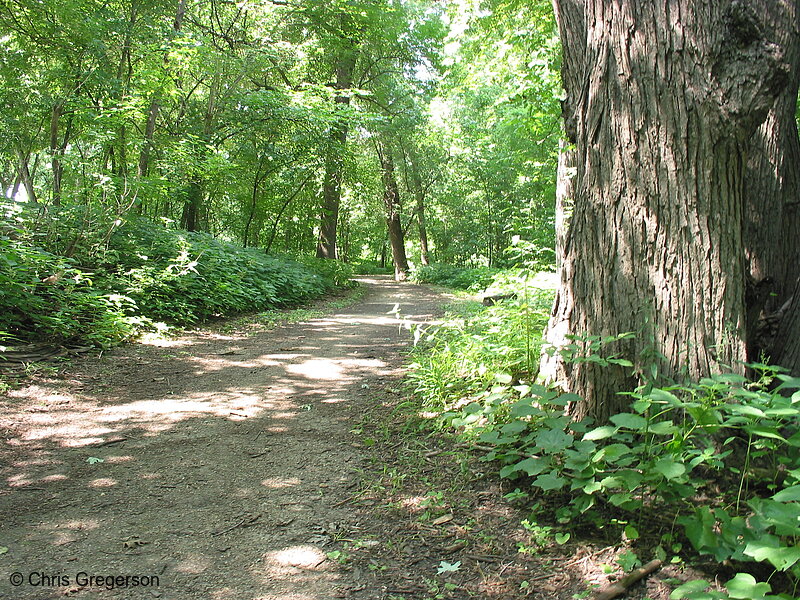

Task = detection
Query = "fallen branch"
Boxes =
[593,559,662,600]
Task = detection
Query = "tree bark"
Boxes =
[378,142,409,281]
[542,0,790,422]
[316,48,357,259]
[741,0,800,375]
[554,139,574,271]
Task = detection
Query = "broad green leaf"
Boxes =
[501,420,527,435]
[772,485,800,502]
[514,457,551,476]
[495,372,513,384]
[726,404,766,419]
[499,464,519,478]
[535,428,573,453]
[610,412,648,429]
[745,426,786,442]
[725,573,772,599]
[582,480,601,494]
[654,458,686,479]
[600,476,622,489]
[583,425,617,441]
[608,492,633,506]
[616,469,644,489]
[533,472,567,491]
[648,421,679,435]
[744,539,800,571]
[648,388,682,406]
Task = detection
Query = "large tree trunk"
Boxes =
[378,142,409,281]
[742,0,800,375]
[542,0,790,422]
[316,49,357,259]
[554,139,574,271]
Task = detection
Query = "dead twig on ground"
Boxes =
[593,559,663,600]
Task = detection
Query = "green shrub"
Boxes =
[410,264,498,290]
[407,275,555,412]
[468,367,800,599]
[408,299,800,599]
[0,234,143,347]
[0,211,351,347]
[349,260,393,275]
[101,220,344,324]
[294,255,356,288]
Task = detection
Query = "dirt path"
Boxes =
[0,276,448,600]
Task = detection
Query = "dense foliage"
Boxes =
[407,274,800,599]
[0,202,351,347]
[4,1,798,598]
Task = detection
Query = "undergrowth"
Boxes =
[406,271,800,600]
[410,263,498,290]
[0,202,353,348]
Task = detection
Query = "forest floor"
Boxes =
[0,276,679,600]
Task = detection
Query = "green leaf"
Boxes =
[495,372,513,384]
[654,458,686,479]
[744,539,800,571]
[772,485,800,502]
[725,573,772,600]
[581,480,602,494]
[616,549,641,571]
[624,525,639,540]
[501,420,528,435]
[515,457,551,476]
[86,457,104,464]
[583,425,617,441]
[554,532,570,544]
[610,412,648,429]
[535,428,573,453]
[533,472,567,491]
[648,388,682,406]
[745,426,786,442]
[608,492,633,507]
[648,421,679,435]
[727,404,767,419]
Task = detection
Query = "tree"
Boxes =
[741,0,800,375]
[316,25,359,259]
[376,138,409,280]
[542,0,792,422]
